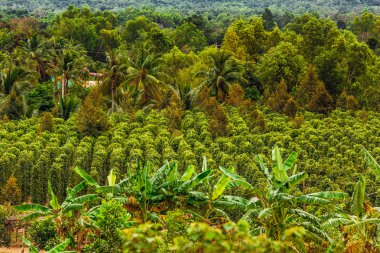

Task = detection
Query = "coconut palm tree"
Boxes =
[16,34,52,82]
[0,56,35,96]
[125,45,170,104]
[198,49,247,102]
[101,49,128,112]
[49,43,88,97]
[169,82,199,110]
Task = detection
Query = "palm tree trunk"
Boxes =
[111,80,115,112]
[61,77,65,98]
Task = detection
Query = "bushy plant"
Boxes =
[28,219,60,250]
[84,200,132,253]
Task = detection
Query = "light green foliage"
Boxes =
[257,42,307,92]
[2,5,380,253]
[84,200,132,253]
[28,219,60,250]
[121,223,166,253]
[2,109,380,207]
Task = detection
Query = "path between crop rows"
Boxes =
[0,248,28,253]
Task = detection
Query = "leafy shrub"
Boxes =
[28,218,59,250]
[77,89,109,136]
[84,200,132,253]
[121,223,166,253]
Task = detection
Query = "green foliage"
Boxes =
[38,112,54,133]
[1,176,21,205]
[26,82,55,113]
[121,223,166,253]
[77,90,109,136]
[84,200,132,253]
[0,205,11,247]
[3,5,380,253]
[28,219,60,250]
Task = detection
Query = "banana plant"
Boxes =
[75,161,213,222]
[22,237,74,253]
[243,145,347,244]
[324,176,380,252]
[324,148,380,252]
[16,181,98,221]
[75,158,253,223]
[362,146,380,176]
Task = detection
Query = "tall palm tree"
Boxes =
[125,46,170,104]
[198,49,247,102]
[0,56,35,96]
[101,49,128,112]
[169,82,199,110]
[49,43,88,97]
[16,34,52,82]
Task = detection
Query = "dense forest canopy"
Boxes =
[1,0,380,19]
[1,3,380,253]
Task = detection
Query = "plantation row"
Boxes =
[1,107,380,205]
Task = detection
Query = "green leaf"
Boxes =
[258,208,272,219]
[71,194,98,204]
[212,174,231,200]
[284,152,298,171]
[202,156,208,172]
[256,154,270,178]
[212,195,251,210]
[178,169,212,192]
[48,181,61,210]
[150,162,170,186]
[107,169,117,186]
[47,238,71,253]
[289,208,320,224]
[352,176,366,217]
[181,165,195,181]
[96,185,121,194]
[344,218,380,234]
[16,204,51,213]
[67,180,87,198]
[74,167,98,186]
[63,204,83,213]
[297,195,330,205]
[21,212,48,222]
[322,217,351,230]
[218,166,252,189]
[271,145,289,182]
[308,191,348,200]
[22,237,38,253]
[287,172,308,188]
[362,147,380,176]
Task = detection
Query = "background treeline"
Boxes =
[1,7,380,117]
[1,0,380,19]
